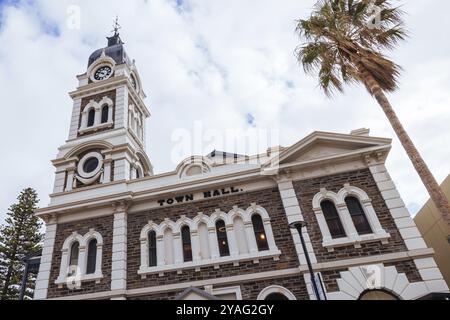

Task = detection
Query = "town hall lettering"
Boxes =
[157,187,243,207]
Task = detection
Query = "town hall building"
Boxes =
[33,30,449,300]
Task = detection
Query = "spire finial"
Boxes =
[111,16,121,36]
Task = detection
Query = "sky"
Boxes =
[0,0,449,224]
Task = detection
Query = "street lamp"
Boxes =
[289,221,322,300]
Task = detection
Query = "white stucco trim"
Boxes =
[277,180,317,265]
[209,285,243,300]
[138,205,280,276]
[111,202,128,292]
[34,222,57,300]
[257,285,297,300]
[55,229,104,287]
[312,184,390,251]
[326,263,442,300]
[79,96,114,133]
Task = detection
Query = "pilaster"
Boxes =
[34,216,58,300]
[110,201,129,296]
[277,179,317,265]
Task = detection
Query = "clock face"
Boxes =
[94,66,112,81]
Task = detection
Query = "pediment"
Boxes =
[274,131,391,166]
[175,287,220,300]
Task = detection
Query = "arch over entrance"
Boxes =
[359,289,400,300]
[257,285,296,300]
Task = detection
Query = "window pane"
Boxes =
[86,239,97,274]
[87,109,95,127]
[181,226,192,262]
[252,214,269,251]
[101,105,109,123]
[321,200,346,239]
[345,197,372,235]
[216,220,230,257]
[68,242,79,276]
[83,157,99,173]
[148,231,157,267]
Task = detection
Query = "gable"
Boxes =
[282,140,377,163]
[274,132,392,166]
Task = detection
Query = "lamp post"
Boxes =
[289,221,321,300]
[19,252,41,300]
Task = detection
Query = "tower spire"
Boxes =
[111,16,121,36]
[107,16,123,47]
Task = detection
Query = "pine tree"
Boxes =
[0,188,43,300]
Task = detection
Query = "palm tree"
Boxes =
[295,0,450,224]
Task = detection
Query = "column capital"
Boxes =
[112,200,131,213]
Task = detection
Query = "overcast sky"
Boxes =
[0,0,449,224]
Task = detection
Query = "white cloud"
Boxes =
[0,0,449,222]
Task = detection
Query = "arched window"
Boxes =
[101,105,109,124]
[68,242,79,276]
[216,220,230,257]
[148,231,157,267]
[345,196,372,235]
[86,239,97,274]
[252,214,269,251]
[321,200,346,239]
[181,226,192,262]
[87,109,95,127]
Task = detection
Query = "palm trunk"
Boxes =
[358,64,450,225]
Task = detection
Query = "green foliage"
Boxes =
[0,188,43,300]
[295,0,407,96]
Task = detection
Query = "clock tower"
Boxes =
[52,28,153,194]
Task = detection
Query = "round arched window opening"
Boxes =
[77,152,103,179]
[83,157,99,174]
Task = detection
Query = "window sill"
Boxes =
[79,122,113,135]
[138,249,281,277]
[322,232,391,252]
[55,273,104,288]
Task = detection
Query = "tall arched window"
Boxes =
[345,196,372,235]
[101,105,109,124]
[252,214,269,251]
[86,239,97,274]
[148,231,157,267]
[87,109,95,127]
[321,200,346,239]
[68,242,79,276]
[181,226,192,262]
[216,220,230,257]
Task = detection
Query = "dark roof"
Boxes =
[88,33,131,68]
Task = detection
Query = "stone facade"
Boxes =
[127,188,298,291]
[293,169,408,262]
[47,216,113,298]
[34,32,449,300]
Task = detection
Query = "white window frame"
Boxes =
[209,285,242,300]
[312,184,390,252]
[79,96,114,134]
[56,229,104,287]
[138,205,281,276]
[257,285,297,300]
